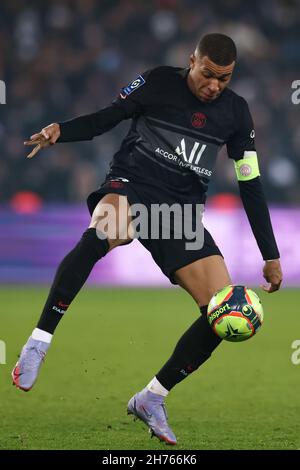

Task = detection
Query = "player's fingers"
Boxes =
[265,276,282,288]
[41,129,50,140]
[260,284,270,292]
[49,136,58,145]
[268,285,280,293]
[24,139,41,146]
[273,279,282,291]
[26,144,41,159]
[260,282,281,293]
[30,133,42,140]
[263,271,281,284]
[25,133,45,144]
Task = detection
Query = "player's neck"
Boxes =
[186,71,198,99]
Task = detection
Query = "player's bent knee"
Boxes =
[89,216,132,250]
[89,196,132,251]
[81,228,110,259]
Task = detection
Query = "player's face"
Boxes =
[188,54,235,102]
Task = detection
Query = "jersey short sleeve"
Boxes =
[226,97,256,161]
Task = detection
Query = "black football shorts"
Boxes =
[87,175,222,284]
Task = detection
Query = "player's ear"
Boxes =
[189,53,196,69]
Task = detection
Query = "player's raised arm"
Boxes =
[24,71,152,158]
[227,98,283,293]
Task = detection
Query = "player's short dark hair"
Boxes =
[196,33,237,65]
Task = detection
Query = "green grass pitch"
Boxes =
[1,287,300,450]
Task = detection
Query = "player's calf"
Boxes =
[36,228,110,334]
[12,193,133,391]
[12,228,110,390]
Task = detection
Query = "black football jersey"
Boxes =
[109,66,256,200]
[59,66,256,202]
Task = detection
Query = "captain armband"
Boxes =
[234,151,260,181]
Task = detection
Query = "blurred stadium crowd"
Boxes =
[1,0,300,204]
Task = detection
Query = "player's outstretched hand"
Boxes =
[24,123,61,159]
[261,259,282,293]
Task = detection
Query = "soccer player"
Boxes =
[13,33,282,445]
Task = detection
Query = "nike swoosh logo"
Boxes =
[141,406,152,420]
[58,302,70,308]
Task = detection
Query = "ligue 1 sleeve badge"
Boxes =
[191,112,206,128]
[120,75,146,99]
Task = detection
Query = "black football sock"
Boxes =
[156,305,222,391]
[36,228,109,334]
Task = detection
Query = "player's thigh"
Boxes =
[88,193,133,250]
[174,255,232,307]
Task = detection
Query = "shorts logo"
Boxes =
[250,129,255,139]
[109,181,125,189]
[239,164,252,177]
[107,177,129,189]
[120,75,145,99]
[191,112,206,128]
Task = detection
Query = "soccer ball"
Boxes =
[207,285,264,342]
